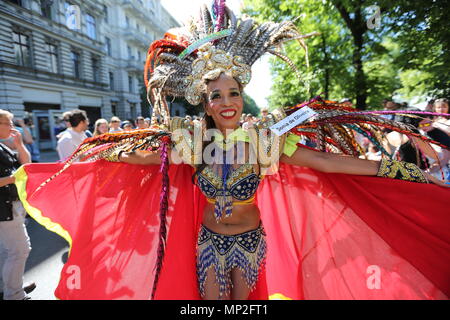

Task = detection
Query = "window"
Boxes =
[137,51,141,62]
[127,46,132,59]
[86,14,96,40]
[40,0,52,19]
[125,16,130,27]
[111,102,117,116]
[109,71,114,90]
[105,37,111,56]
[71,50,81,78]
[45,42,58,73]
[12,31,32,67]
[6,0,22,6]
[128,75,133,93]
[130,103,136,119]
[103,5,108,23]
[92,56,100,82]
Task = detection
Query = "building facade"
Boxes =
[0,0,181,150]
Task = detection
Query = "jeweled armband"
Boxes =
[105,149,124,162]
[376,158,428,183]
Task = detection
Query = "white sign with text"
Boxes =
[270,106,317,136]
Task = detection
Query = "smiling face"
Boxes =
[204,73,244,133]
[98,122,108,134]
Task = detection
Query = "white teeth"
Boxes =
[221,111,236,117]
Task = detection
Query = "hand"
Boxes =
[9,128,24,148]
[424,171,449,187]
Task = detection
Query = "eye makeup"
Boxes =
[208,88,241,102]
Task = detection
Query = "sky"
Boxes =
[160,0,272,110]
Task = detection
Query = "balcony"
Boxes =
[122,28,151,49]
[121,0,166,34]
[126,57,145,72]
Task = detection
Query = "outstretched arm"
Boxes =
[280,147,379,175]
[119,150,164,165]
[280,147,448,187]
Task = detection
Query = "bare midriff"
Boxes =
[202,202,261,235]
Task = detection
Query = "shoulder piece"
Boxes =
[169,117,202,166]
[247,108,287,173]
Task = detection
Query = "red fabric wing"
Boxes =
[19,161,449,300]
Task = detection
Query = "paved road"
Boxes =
[24,218,69,300]
[24,149,67,300]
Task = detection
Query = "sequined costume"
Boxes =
[170,108,299,298]
[196,224,267,298]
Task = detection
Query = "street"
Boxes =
[24,218,69,300]
[24,150,68,300]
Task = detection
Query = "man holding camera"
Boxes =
[0,109,34,300]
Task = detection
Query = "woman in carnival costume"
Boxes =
[13,1,449,300]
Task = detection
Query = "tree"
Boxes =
[245,0,353,107]
[383,0,450,98]
[243,93,261,116]
[245,0,394,109]
[244,0,450,109]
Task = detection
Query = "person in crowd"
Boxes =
[135,116,147,130]
[260,108,269,121]
[109,116,122,133]
[239,113,246,126]
[144,118,151,128]
[425,99,435,113]
[56,111,73,140]
[340,98,354,108]
[242,114,254,131]
[56,109,89,161]
[0,109,34,300]
[0,116,37,161]
[121,121,133,131]
[22,116,40,163]
[432,98,450,135]
[93,119,109,136]
[380,99,398,121]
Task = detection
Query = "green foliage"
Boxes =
[243,0,450,110]
[383,0,450,98]
[243,93,261,116]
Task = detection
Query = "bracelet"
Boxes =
[376,158,428,183]
[106,149,124,162]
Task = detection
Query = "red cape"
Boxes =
[15,161,449,299]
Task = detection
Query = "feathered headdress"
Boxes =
[144,0,315,126]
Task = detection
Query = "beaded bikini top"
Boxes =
[197,163,261,208]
